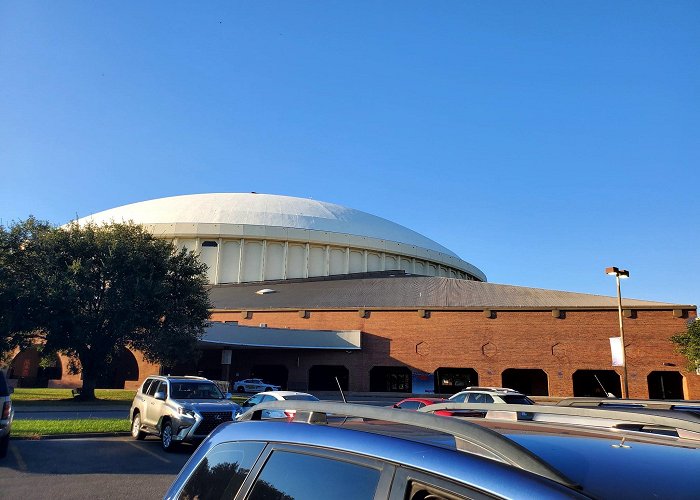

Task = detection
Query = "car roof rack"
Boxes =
[418,402,700,441]
[556,397,700,411]
[237,400,580,490]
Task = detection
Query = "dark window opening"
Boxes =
[370,366,411,392]
[502,369,549,396]
[8,349,62,388]
[202,241,218,247]
[434,368,478,395]
[648,371,684,400]
[309,365,348,391]
[572,370,622,398]
[251,365,288,389]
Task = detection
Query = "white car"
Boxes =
[237,391,319,419]
[448,386,534,405]
[232,378,281,393]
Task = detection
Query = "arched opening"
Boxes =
[572,370,622,398]
[648,371,684,400]
[369,366,411,392]
[96,348,139,389]
[251,364,288,390]
[502,369,549,396]
[308,365,349,391]
[434,367,478,395]
[8,348,62,388]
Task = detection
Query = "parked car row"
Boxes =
[167,396,700,499]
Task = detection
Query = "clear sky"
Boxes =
[1,2,697,307]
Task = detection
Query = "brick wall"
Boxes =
[209,307,699,398]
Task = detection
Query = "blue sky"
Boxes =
[1,2,698,307]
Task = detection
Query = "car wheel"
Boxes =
[131,413,146,440]
[0,434,8,458]
[161,421,177,452]
[237,386,245,393]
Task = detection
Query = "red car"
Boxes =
[392,397,446,411]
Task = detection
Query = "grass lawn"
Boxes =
[12,418,131,438]
[12,388,135,406]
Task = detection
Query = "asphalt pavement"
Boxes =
[0,436,191,499]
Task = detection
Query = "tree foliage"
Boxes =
[670,318,700,371]
[0,219,211,399]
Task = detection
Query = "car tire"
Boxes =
[0,434,9,458]
[161,421,178,452]
[131,413,146,440]
[237,386,245,393]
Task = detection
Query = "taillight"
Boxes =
[1,401,10,420]
[284,410,295,420]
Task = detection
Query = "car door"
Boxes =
[145,380,168,427]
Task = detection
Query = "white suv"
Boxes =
[448,387,534,405]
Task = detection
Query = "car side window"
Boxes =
[146,380,160,396]
[468,393,493,404]
[178,441,265,500]
[248,450,381,500]
[244,395,264,408]
[398,401,421,410]
[158,381,169,399]
[141,379,154,395]
[450,393,467,403]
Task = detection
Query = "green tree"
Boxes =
[0,219,211,400]
[671,318,700,372]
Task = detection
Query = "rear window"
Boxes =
[282,394,319,402]
[503,395,534,405]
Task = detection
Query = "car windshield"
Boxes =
[170,382,224,400]
[503,395,535,405]
[282,394,319,401]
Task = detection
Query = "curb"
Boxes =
[12,431,132,440]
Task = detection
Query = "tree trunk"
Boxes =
[78,353,98,401]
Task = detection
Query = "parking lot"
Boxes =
[0,437,191,499]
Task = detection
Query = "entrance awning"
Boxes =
[200,323,361,350]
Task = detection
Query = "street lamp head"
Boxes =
[605,266,630,278]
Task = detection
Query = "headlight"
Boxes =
[177,407,196,417]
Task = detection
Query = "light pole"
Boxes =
[606,266,630,398]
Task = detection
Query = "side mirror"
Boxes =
[225,392,232,399]
[154,391,166,401]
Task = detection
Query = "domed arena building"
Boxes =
[6,193,698,399]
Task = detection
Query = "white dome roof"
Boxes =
[78,193,486,281]
[81,193,460,254]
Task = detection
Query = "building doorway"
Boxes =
[648,371,684,400]
[308,365,349,391]
[251,365,288,389]
[369,366,411,392]
[572,370,622,398]
[434,367,478,394]
[96,348,139,389]
[502,369,549,396]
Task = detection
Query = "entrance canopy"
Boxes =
[201,323,361,350]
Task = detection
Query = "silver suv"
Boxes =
[129,375,240,451]
[0,370,13,458]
